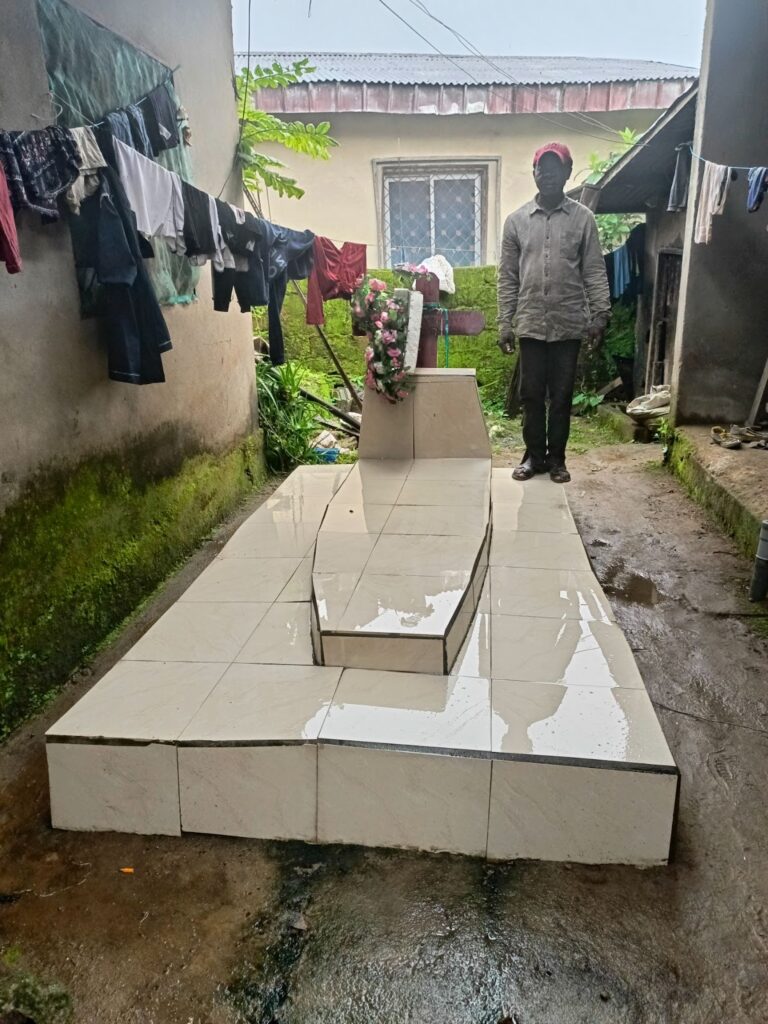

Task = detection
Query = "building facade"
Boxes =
[246,52,696,269]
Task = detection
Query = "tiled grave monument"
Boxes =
[47,295,678,863]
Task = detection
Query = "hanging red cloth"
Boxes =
[305,235,367,325]
[0,165,21,274]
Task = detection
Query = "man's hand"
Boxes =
[586,320,607,350]
[498,325,516,355]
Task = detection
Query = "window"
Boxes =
[380,163,487,268]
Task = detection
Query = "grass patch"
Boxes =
[484,408,627,458]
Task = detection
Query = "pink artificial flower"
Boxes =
[366,292,375,304]
[353,304,362,316]
[369,278,388,292]
[365,347,374,361]
[397,389,409,398]
[387,347,400,358]
[380,311,389,323]
[374,320,382,329]
[394,370,406,381]
[387,299,397,310]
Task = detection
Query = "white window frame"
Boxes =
[375,160,492,268]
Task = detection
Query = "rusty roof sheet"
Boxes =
[237,52,697,87]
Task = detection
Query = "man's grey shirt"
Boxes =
[497,195,611,341]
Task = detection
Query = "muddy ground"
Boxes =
[2,442,768,1024]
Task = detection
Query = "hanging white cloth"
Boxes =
[112,138,185,253]
[694,160,731,245]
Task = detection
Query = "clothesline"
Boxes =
[689,145,758,173]
[48,66,181,133]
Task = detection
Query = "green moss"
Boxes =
[668,431,762,560]
[0,969,72,1023]
[0,433,266,740]
[256,266,513,404]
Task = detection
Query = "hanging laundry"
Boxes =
[0,164,22,274]
[105,110,133,146]
[0,126,80,221]
[138,82,180,153]
[613,243,631,299]
[70,165,171,384]
[667,143,692,212]
[263,222,315,365]
[112,137,185,253]
[126,103,154,157]
[747,167,768,213]
[64,126,107,214]
[182,180,216,259]
[694,160,731,244]
[212,203,269,312]
[305,236,367,325]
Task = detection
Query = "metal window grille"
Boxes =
[382,165,485,268]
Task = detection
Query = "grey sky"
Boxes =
[232,0,705,69]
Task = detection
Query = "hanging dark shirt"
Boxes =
[0,126,80,222]
[212,201,268,312]
[71,166,171,384]
[139,83,179,153]
[126,103,154,157]
[105,110,133,146]
[182,181,216,257]
[263,222,315,365]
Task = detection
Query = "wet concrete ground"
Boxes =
[2,444,768,1024]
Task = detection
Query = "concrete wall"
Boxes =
[671,0,768,424]
[0,0,256,509]
[259,109,660,267]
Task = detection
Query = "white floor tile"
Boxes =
[320,670,491,753]
[366,534,480,576]
[276,557,314,602]
[383,503,488,536]
[491,679,675,767]
[47,742,180,835]
[235,602,314,665]
[398,479,490,507]
[487,759,677,864]
[492,501,577,534]
[181,557,301,604]
[406,459,491,481]
[490,531,591,571]
[47,661,227,743]
[125,602,271,663]
[491,473,568,508]
[313,531,378,573]
[180,745,317,841]
[337,571,470,636]
[179,663,342,742]
[313,571,361,630]
[321,502,393,534]
[489,567,615,621]
[491,616,645,688]
[318,745,491,856]
[219,521,320,559]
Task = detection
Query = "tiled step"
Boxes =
[313,458,491,674]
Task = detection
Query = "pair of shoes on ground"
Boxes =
[512,457,571,484]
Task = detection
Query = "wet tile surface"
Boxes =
[489,567,615,621]
[336,571,471,635]
[490,531,591,571]
[179,663,342,742]
[320,669,491,753]
[181,558,301,604]
[125,602,271,663]
[490,679,675,767]
[235,602,314,665]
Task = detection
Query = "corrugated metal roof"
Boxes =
[236,52,697,87]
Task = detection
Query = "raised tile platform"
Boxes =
[47,372,679,864]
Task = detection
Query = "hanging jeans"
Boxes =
[518,338,581,465]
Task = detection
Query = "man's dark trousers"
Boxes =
[518,337,581,466]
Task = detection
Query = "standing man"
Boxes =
[497,143,610,483]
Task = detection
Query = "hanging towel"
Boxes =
[65,126,107,214]
[747,167,768,213]
[694,160,731,244]
[305,236,367,325]
[112,137,185,253]
[0,164,22,274]
[667,144,692,212]
[0,126,80,221]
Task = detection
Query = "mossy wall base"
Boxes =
[0,433,266,740]
[669,430,762,561]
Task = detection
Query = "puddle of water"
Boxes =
[601,561,661,607]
